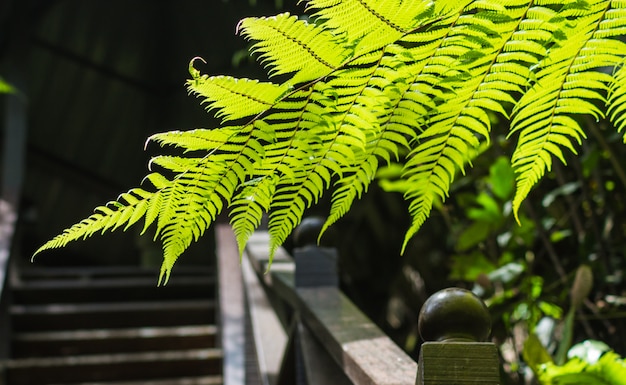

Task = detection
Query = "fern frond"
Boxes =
[321,79,416,238]
[237,13,350,84]
[145,159,236,284]
[509,0,624,220]
[317,0,490,243]
[399,0,549,251]
[148,135,268,282]
[36,0,626,282]
[306,0,438,54]
[148,127,237,152]
[235,14,413,253]
[32,188,154,257]
[230,175,278,255]
[608,60,626,139]
[187,68,289,121]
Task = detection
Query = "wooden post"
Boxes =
[293,217,338,289]
[291,217,350,385]
[215,225,246,385]
[416,288,500,385]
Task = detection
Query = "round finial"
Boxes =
[418,288,491,342]
[293,216,326,247]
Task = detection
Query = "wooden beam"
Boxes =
[297,320,352,385]
[246,232,417,385]
[0,200,17,362]
[241,249,287,385]
[215,224,246,385]
[295,286,417,385]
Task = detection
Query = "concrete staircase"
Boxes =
[2,265,222,385]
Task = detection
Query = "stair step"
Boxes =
[18,266,214,281]
[3,349,223,385]
[65,376,223,385]
[12,325,218,357]
[11,300,216,332]
[12,275,216,304]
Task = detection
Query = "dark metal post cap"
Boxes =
[418,288,491,342]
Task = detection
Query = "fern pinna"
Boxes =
[35,0,626,284]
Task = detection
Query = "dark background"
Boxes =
[0,0,439,352]
[1,0,303,266]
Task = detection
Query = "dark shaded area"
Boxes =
[0,5,455,378]
[1,0,302,268]
[0,0,441,345]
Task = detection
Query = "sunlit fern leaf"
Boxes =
[187,69,289,122]
[322,156,380,240]
[151,163,241,285]
[263,43,410,248]
[608,61,626,139]
[148,128,238,153]
[266,138,343,256]
[318,40,447,239]
[230,175,279,255]
[510,0,622,221]
[145,122,263,283]
[306,0,435,54]
[32,188,154,256]
[399,0,537,252]
[237,13,350,84]
[247,47,391,254]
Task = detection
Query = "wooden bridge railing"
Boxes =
[0,200,17,367]
[216,218,501,385]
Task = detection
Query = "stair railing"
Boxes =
[0,200,17,368]
[216,218,501,385]
[1,22,28,374]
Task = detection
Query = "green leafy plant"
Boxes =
[537,340,626,385]
[34,0,626,284]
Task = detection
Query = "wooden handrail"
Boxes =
[215,225,246,385]
[268,264,417,384]
[0,200,17,365]
[217,221,501,385]
[2,14,29,368]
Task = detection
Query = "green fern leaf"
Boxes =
[608,60,626,139]
[509,0,623,221]
[187,66,289,121]
[35,0,626,282]
[32,188,153,256]
[150,164,240,284]
[230,175,278,255]
[307,0,438,54]
[238,13,350,84]
[399,0,544,251]
[148,127,239,152]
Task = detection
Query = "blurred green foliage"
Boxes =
[0,77,14,94]
[537,340,626,385]
[373,117,626,383]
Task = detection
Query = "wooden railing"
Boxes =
[0,78,24,368]
[2,27,28,370]
[0,200,17,369]
[216,219,501,385]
